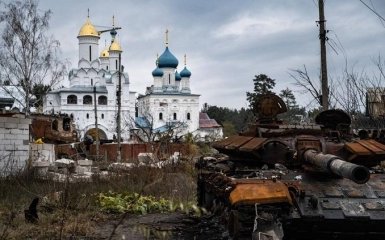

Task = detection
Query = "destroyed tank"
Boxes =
[196,94,385,240]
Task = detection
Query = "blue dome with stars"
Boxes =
[158,47,178,68]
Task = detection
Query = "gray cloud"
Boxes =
[36,0,385,109]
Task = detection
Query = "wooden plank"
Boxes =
[345,142,371,155]
[357,140,385,154]
[239,137,267,152]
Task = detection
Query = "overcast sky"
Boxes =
[38,0,385,109]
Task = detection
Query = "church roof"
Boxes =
[158,47,178,68]
[175,71,181,81]
[180,67,191,78]
[78,18,99,37]
[50,86,108,94]
[199,113,222,128]
[152,67,164,77]
[109,40,122,52]
[100,48,109,58]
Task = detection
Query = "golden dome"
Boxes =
[78,18,99,37]
[100,48,109,57]
[109,40,122,52]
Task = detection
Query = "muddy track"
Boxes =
[92,212,227,240]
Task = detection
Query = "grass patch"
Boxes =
[0,160,198,239]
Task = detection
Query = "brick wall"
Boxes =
[0,114,31,175]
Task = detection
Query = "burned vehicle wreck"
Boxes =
[196,94,385,240]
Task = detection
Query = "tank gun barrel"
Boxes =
[304,149,370,184]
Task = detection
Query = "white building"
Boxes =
[137,35,200,138]
[43,17,135,140]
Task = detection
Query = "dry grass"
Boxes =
[0,158,198,239]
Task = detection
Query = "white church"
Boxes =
[43,17,136,140]
[136,32,201,139]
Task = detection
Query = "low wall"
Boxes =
[0,114,31,175]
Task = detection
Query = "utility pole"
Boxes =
[318,0,329,110]
[116,53,122,162]
[93,85,99,161]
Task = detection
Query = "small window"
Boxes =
[98,95,107,105]
[83,95,92,105]
[67,95,77,104]
[173,113,177,120]
[86,113,89,119]
[106,65,109,70]
[91,78,93,86]
[101,113,104,119]
[89,45,92,61]
[159,112,163,120]
[169,74,171,84]
[115,60,118,70]
[187,113,191,120]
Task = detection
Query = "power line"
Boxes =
[369,0,385,27]
[359,0,385,25]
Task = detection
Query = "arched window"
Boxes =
[159,112,163,120]
[67,95,77,104]
[187,113,191,120]
[169,74,171,84]
[106,66,109,70]
[173,113,177,120]
[115,60,118,70]
[98,95,107,105]
[83,95,92,105]
[89,45,92,61]
[101,113,104,119]
[91,78,93,86]
[86,113,89,119]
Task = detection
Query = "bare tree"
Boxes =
[290,56,385,115]
[0,0,66,115]
[289,65,322,107]
[128,112,188,143]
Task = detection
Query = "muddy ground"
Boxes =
[92,212,227,240]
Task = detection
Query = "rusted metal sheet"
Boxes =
[239,137,267,152]
[229,181,292,206]
[30,114,78,144]
[345,142,372,155]
[225,136,254,150]
[366,139,385,151]
[213,135,252,150]
[356,139,385,154]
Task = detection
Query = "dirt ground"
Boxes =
[91,212,227,240]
